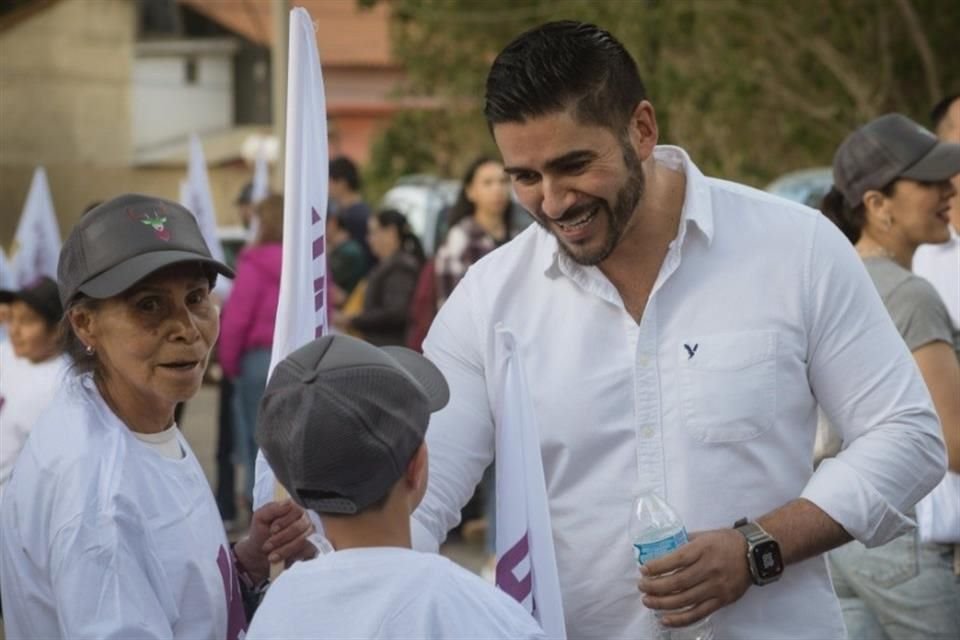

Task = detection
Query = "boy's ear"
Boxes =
[405,443,429,511]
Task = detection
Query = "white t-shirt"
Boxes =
[0,373,247,640]
[0,339,68,500]
[913,228,960,329]
[247,547,546,640]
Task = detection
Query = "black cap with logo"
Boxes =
[57,194,234,306]
[833,113,960,208]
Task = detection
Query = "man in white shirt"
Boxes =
[249,335,546,640]
[914,94,960,328]
[410,21,947,639]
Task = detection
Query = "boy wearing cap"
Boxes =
[249,335,546,639]
[0,276,68,500]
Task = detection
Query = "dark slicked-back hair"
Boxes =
[484,21,646,132]
[930,94,959,132]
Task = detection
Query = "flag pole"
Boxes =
[266,4,329,580]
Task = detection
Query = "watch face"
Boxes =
[751,540,783,579]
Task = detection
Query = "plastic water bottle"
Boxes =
[630,492,715,640]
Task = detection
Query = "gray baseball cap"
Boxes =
[256,335,450,515]
[833,113,960,208]
[57,194,234,306]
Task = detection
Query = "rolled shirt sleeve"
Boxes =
[802,216,946,546]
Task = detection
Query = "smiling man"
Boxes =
[410,21,947,639]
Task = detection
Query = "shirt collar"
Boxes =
[541,145,715,277]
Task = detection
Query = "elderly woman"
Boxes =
[0,195,313,639]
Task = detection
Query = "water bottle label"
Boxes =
[633,529,688,565]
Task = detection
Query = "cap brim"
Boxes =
[902,142,960,182]
[381,346,450,412]
[79,250,235,300]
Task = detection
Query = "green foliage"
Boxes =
[364,0,959,188]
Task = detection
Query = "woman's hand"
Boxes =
[233,500,315,582]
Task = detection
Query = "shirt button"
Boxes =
[641,426,655,439]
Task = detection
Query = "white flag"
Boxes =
[11,167,60,288]
[253,6,329,511]
[0,246,14,290]
[493,324,566,639]
[251,141,270,205]
[184,134,226,264]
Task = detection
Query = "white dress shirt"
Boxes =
[412,147,945,639]
[913,226,959,329]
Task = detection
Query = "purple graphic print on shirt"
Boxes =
[216,545,248,639]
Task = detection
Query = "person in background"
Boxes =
[914,94,960,329]
[211,182,262,529]
[0,277,68,501]
[248,334,546,640]
[0,195,314,639]
[219,194,284,511]
[820,113,960,639]
[334,209,424,347]
[326,209,370,307]
[234,182,258,242]
[329,156,373,262]
[435,156,515,306]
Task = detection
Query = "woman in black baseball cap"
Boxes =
[820,114,960,639]
[0,194,315,639]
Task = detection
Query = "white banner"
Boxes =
[183,134,226,264]
[11,167,60,288]
[251,141,270,205]
[493,324,566,639]
[253,6,329,512]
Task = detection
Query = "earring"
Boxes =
[85,344,95,355]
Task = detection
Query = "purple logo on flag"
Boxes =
[310,206,326,338]
[496,531,533,604]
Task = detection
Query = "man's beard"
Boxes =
[535,142,645,266]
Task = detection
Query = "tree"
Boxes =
[363,0,959,190]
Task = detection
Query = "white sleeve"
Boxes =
[49,511,176,639]
[801,216,946,547]
[412,277,496,549]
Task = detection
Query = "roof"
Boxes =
[177,0,395,68]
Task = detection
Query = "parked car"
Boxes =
[765,167,833,209]
[380,175,459,257]
[380,174,532,257]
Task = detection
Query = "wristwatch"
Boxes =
[733,518,783,585]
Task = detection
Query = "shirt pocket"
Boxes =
[678,330,778,443]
